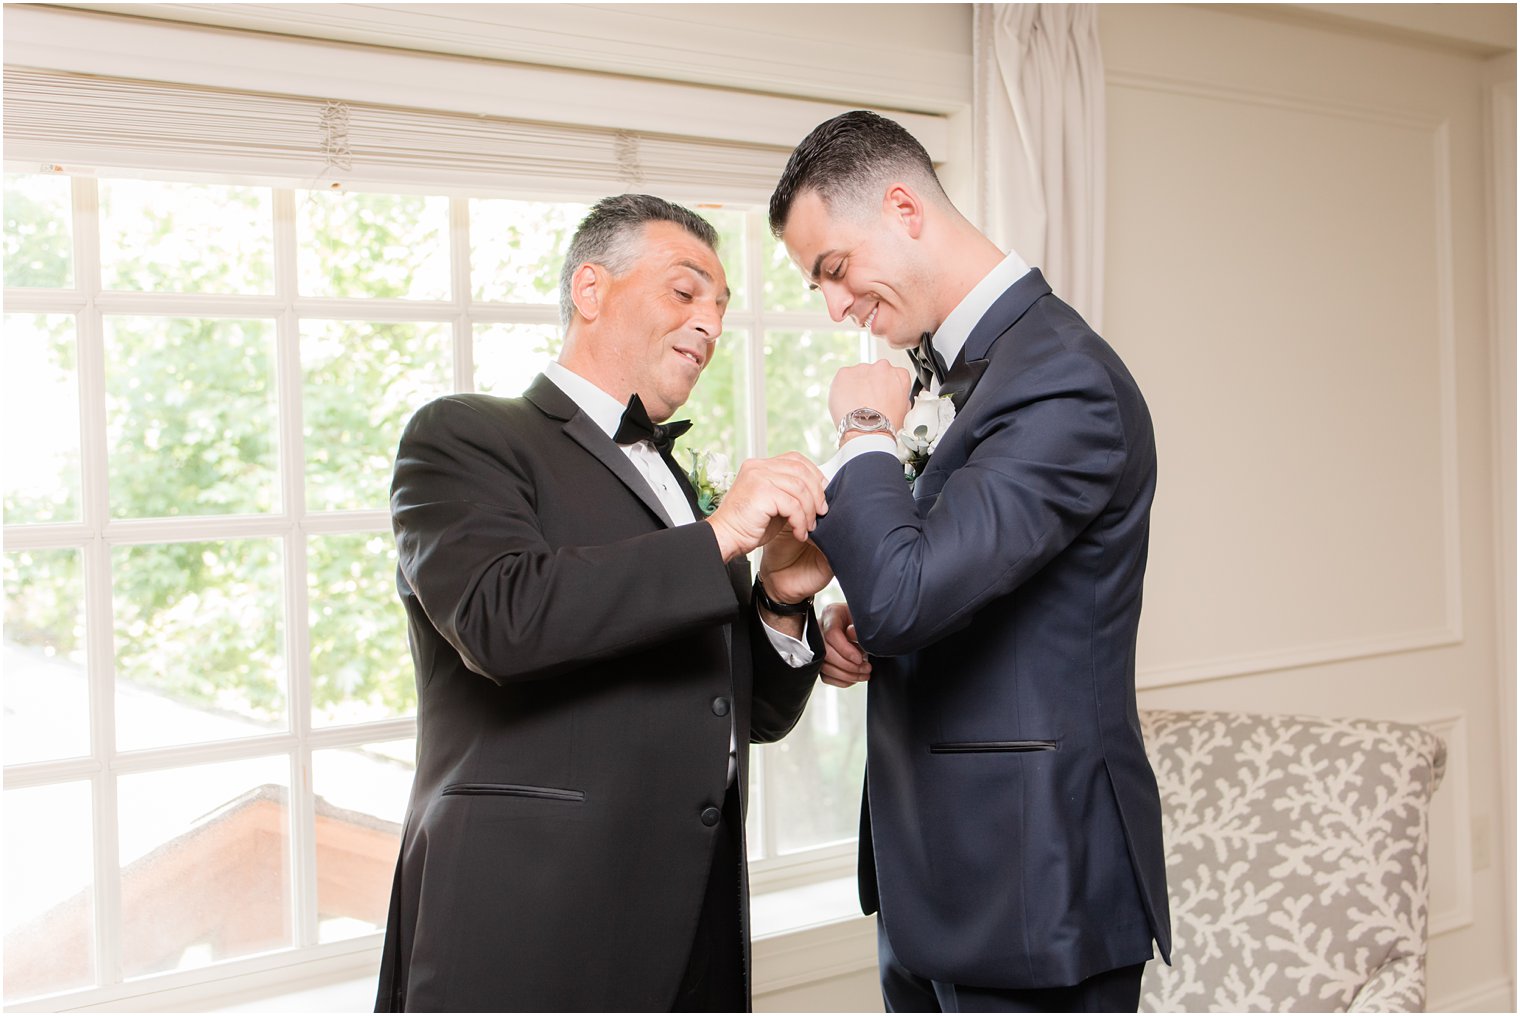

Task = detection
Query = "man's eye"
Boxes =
[827,262,845,279]
[675,290,692,301]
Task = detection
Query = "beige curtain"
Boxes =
[974,4,1106,329]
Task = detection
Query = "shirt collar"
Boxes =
[544,361,628,441]
[929,250,1031,369]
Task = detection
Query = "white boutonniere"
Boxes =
[896,393,957,483]
[686,449,735,516]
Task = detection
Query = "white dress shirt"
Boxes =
[543,362,816,782]
[822,251,1032,481]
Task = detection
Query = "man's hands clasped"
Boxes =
[706,452,828,563]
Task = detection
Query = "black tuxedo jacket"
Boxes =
[812,269,1172,989]
[375,377,821,1012]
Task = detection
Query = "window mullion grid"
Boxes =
[450,196,474,393]
[743,210,769,461]
[273,187,320,951]
[72,173,123,990]
[739,210,783,865]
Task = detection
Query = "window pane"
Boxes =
[761,228,825,314]
[104,316,279,519]
[303,320,452,512]
[308,533,413,726]
[703,207,747,312]
[4,314,81,524]
[299,191,449,300]
[766,689,866,852]
[473,322,560,397]
[312,738,415,943]
[3,782,94,1001]
[4,172,73,289]
[117,757,291,977]
[112,539,286,750]
[762,329,867,460]
[470,199,588,305]
[4,549,89,765]
[678,327,749,464]
[100,180,272,294]
[752,582,865,854]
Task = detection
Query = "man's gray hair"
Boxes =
[558,194,720,327]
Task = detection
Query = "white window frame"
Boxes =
[1,165,881,1012]
[3,8,973,1006]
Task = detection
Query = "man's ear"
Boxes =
[569,262,605,322]
[882,184,926,240]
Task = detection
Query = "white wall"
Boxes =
[1104,5,1514,1012]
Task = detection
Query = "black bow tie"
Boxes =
[906,332,948,389]
[614,394,691,454]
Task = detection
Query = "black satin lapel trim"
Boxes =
[937,270,1050,412]
[524,373,576,421]
[563,414,675,528]
[663,448,705,519]
[940,356,990,413]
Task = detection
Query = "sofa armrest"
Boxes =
[1347,953,1425,1012]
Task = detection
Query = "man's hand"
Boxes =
[758,530,832,605]
[820,602,872,688]
[829,360,913,441]
[706,452,827,562]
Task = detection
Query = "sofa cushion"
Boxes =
[1138,710,1446,1012]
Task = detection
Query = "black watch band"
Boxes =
[753,578,812,616]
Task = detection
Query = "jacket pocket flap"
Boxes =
[929,740,1058,754]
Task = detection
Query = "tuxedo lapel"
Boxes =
[939,356,989,413]
[565,415,676,527]
[525,374,675,529]
[664,447,705,520]
[943,268,1055,411]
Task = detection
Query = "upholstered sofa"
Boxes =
[1138,710,1447,1013]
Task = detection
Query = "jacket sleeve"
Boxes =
[391,396,741,683]
[811,354,1129,658]
[746,602,823,744]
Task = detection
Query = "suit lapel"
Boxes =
[526,374,676,529]
[664,447,705,520]
[941,268,1054,411]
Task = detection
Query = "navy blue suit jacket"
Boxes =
[812,270,1171,990]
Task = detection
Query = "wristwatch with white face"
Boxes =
[837,406,895,440]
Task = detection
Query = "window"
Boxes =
[3,169,875,1005]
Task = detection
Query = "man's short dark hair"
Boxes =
[768,110,946,238]
[559,194,719,326]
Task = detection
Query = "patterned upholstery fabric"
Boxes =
[1138,710,1446,1013]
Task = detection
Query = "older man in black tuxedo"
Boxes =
[375,194,831,1012]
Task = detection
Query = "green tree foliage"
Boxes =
[4,180,864,827]
[3,173,72,289]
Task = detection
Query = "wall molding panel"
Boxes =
[1414,712,1475,937]
[1110,73,1464,689]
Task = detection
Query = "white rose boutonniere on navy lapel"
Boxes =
[686,449,735,516]
[896,392,957,484]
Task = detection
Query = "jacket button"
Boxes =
[711,696,731,717]
[701,806,722,827]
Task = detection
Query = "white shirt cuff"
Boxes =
[759,611,814,669]
[820,434,899,483]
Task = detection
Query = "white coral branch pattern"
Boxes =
[1138,710,1445,1013]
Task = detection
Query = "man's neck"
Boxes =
[556,348,632,408]
[928,226,1008,330]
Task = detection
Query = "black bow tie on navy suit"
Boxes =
[907,332,949,390]
[614,393,691,454]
